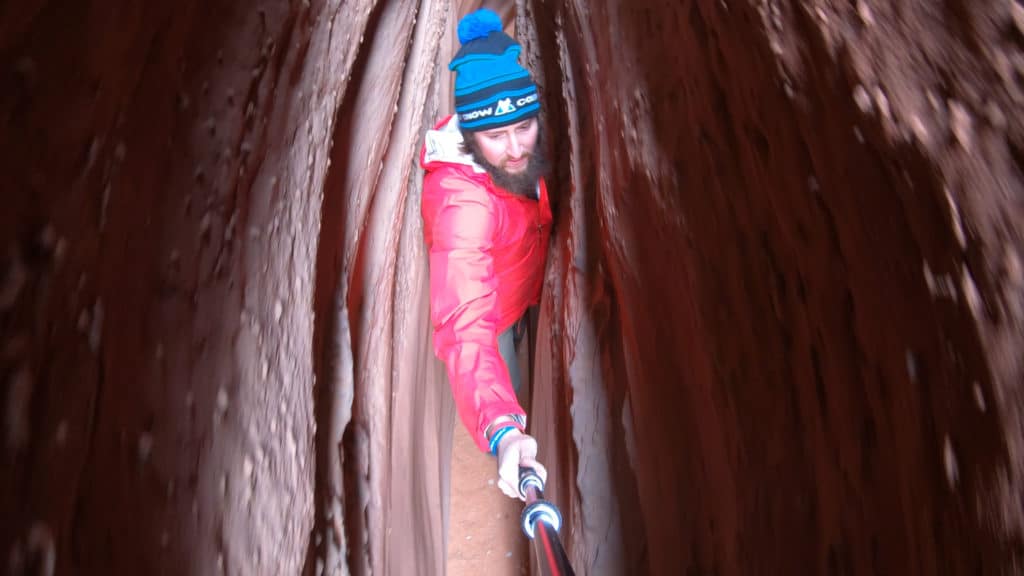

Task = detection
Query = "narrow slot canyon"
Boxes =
[2,0,1023,574]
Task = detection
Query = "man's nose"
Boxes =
[508,134,523,158]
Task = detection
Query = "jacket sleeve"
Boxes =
[424,172,526,452]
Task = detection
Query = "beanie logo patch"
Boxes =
[494,97,517,116]
[462,107,494,121]
[458,91,539,128]
[515,93,538,107]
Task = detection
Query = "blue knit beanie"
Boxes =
[449,9,541,131]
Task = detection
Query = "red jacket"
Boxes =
[420,115,552,452]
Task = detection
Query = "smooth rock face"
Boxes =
[2,0,1022,575]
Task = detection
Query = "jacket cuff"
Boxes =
[474,404,527,452]
[484,414,527,441]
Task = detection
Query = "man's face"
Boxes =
[471,117,539,176]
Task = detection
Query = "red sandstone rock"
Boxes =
[2,0,1022,574]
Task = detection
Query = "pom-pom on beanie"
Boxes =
[449,9,541,131]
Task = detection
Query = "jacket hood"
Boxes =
[420,115,487,174]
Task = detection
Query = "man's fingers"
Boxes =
[499,446,521,481]
[520,457,547,486]
[497,477,519,499]
[497,440,523,500]
[495,433,548,501]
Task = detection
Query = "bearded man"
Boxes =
[419,8,552,500]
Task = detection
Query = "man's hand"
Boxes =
[495,429,547,500]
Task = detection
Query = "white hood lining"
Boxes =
[423,116,486,173]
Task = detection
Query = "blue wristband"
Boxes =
[488,425,516,455]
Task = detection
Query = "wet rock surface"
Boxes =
[525,0,1024,572]
[2,0,1022,574]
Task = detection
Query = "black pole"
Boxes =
[518,468,576,576]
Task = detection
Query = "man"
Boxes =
[419,8,552,501]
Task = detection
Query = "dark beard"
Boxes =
[463,135,550,198]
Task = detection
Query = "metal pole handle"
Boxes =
[517,466,576,576]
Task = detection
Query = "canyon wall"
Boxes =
[2,0,1022,574]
